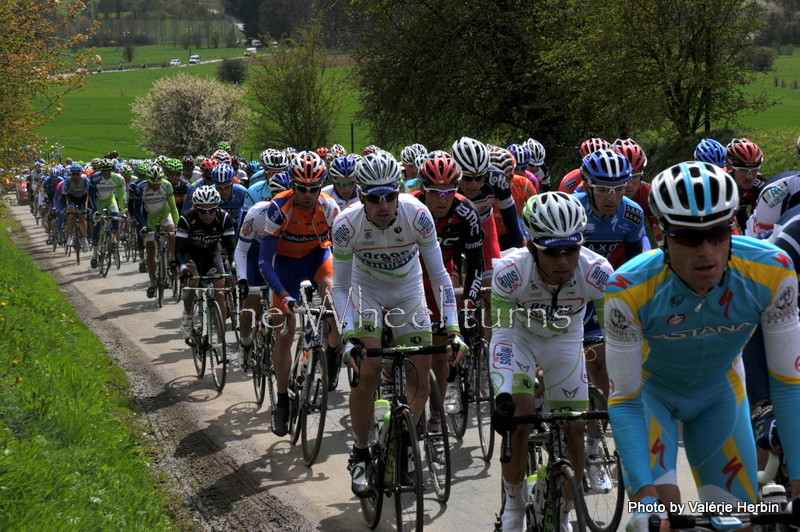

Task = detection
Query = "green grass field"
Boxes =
[87,43,247,70]
[37,50,371,162]
[740,53,800,130]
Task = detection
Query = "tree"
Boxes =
[257,0,312,41]
[131,72,250,156]
[248,16,350,149]
[0,0,97,170]
[217,58,248,84]
[123,43,136,62]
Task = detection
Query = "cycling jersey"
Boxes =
[331,193,459,341]
[176,208,236,274]
[249,169,267,186]
[490,247,611,408]
[243,180,272,208]
[235,201,270,289]
[404,178,422,194]
[167,177,190,212]
[321,183,360,210]
[182,179,214,213]
[746,172,800,237]
[89,172,127,213]
[576,192,644,269]
[605,237,800,500]
[133,179,179,231]
[493,174,536,247]
[258,190,340,297]
[61,175,90,200]
[216,184,248,228]
[412,191,485,321]
[558,168,582,194]
[732,171,766,233]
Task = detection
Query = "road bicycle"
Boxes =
[250,286,277,408]
[121,215,138,262]
[221,254,240,347]
[150,229,177,308]
[183,274,231,392]
[419,369,451,503]
[353,343,449,532]
[494,409,614,532]
[95,209,121,277]
[63,210,84,265]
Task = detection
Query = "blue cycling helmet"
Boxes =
[249,160,261,173]
[507,143,531,170]
[329,155,358,180]
[269,171,293,196]
[581,149,632,185]
[211,163,235,186]
[694,138,727,168]
[69,163,83,174]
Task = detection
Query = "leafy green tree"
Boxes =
[218,58,249,84]
[131,72,250,156]
[248,16,350,149]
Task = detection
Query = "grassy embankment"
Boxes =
[0,202,178,531]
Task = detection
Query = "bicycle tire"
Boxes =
[424,371,451,503]
[225,288,240,345]
[583,388,624,532]
[252,326,270,407]
[100,233,112,277]
[265,328,278,412]
[447,363,469,440]
[301,345,328,467]
[170,269,179,300]
[394,406,424,532]
[74,229,81,265]
[191,300,206,378]
[474,336,496,461]
[51,227,58,253]
[360,439,385,529]
[113,238,121,270]
[288,340,305,445]
[156,247,166,309]
[555,464,588,532]
[207,300,227,391]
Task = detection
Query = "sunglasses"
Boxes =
[461,174,486,183]
[293,183,322,194]
[423,186,458,199]
[196,206,218,214]
[630,172,643,179]
[334,180,356,187]
[732,166,760,176]
[533,242,583,258]
[664,224,733,247]
[71,171,82,175]
[362,190,400,204]
[591,183,627,196]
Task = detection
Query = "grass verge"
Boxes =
[0,200,177,532]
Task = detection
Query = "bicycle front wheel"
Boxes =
[555,464,588,532]
[113,239,121,270]
[360,440,385,529]
[474,336,496,461]
[191,300,206,378]
[583,387,623,532]
[394,406,424,532]
[100,233,112,277]
[288,342,305,445]
[225,288,240,345]
[301,346,328,467]
[424,371,451,503]
[207,300,227,392]
[156,249,166,308]
[446,363,469,440]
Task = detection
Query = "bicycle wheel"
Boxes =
[207,300,227,391]
[424,371,451,503]
[288,342,305,445]
[170,269,179,300]
[394,406,424,532]
[251,327,269,407]
[360,440,385,529]
[583,388,624,532]
[446,363,469,440]
[113,238,121,270]
[156,249,166,308]
[474,336,496,461]
[191,300,206,378]
[555,464,588,532]
[100,233,112,277]
[264,327,278,412]
[74,229,81,264]
[225,288,240,345]
[301,345,328,467]
[51,227,58,253]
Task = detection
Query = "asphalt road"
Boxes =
[8,199,699,532]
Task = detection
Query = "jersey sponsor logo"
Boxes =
[584,241,618,257]
[587,264,610,290]
[608,275,633,290]
[240,218,254,237]
[667,314,685,326]
[669,294,684,308]
[332,218,355,247]
[772,253,793,269]
[795,356,800,373]
[282,232,320,244]
[454,201,481,236]
[267,204,283,224]
[495,265,521,294]
[718,288,734,319]
[516,361,531,373]
[623,204,643,226]
[722,455,744,491]
[763,183,788,208]
[611,308,629,329]
[561,386,578,398]
[492,343,513,370]
[776,285,794,312]
[651,436,666,469]
[652,321,755,339]
[413,209,435,237]
[358,249,416,271]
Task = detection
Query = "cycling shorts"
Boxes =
[66,193,88,211]
[269,246,333,308]
[187,252,225,277]
[144,217,175,242]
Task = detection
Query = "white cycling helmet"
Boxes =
[260,148,289,172]
[193,185,221,205]
[451,137,490,176]
[521,192,587,244]
[524,138,546,165]
[649,161,739,228]
[401,143,427,165]
[354,152,401,189]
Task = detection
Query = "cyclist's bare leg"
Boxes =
[430,337,449,419]
[563,420,587,500]
[348,336,382,445]
[164,225,176,262]
[585,342,609,397]
[145,240,156,279]
[183,263,200,312]
[66,206,76,235]
[271,311,296,394]
[405,353,432,425]
[78,212,88,238]
[239,293,260,341]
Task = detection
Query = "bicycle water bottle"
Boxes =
[526,473,537,503]
[761,483,787,511]
[374,399,390,440]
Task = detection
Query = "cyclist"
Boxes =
[559,138,611,194]
[61,163,92,251]
[41,169,63,245]
[321,155,360,210]
[694,138,727,168]
[400,143,427,182]
[411,152,484,435]
[490,192,613,532]
[605,162,800,532]
[88,158,127,269]
[133,164,179,299]
[725,138,766,233]
[331,151,466,499]
[507,143,539,191]
[745,164,800,238]
[244,149,289,204]
[164,158,190,212]
[207,163,247,230]
[612,138,660,246]
[257,151,341,437]
[177,185,237,340]
[524,138,550,192]
[181,155,201,182]
[183,159,219,213]
[492,146,537,251]
[402,152,430,194]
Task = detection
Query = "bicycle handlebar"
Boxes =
[648,503,800,532]
[499,410,610,463]
[348,344,449,388]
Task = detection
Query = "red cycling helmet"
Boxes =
[580,138,611,157]
[612,138,647,173]
[419,152,462,187]
[726,138,763,168]
[316,146,330,159]
[200,158,219,177]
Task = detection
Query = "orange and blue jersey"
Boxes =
[605,236,800,500]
